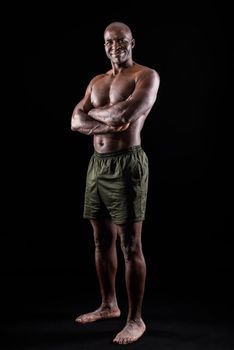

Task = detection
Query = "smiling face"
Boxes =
[104,22,135,65]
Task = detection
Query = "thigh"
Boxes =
[90,219,118,244]
[116,221,143,246]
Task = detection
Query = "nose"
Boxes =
[112,40,121,49]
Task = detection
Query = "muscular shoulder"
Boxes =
[136,64,159,78]
[89,73,108,86]
[134,64,160,88]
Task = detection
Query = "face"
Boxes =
[104,26,135,65]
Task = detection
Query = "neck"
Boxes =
[111,60,134,76]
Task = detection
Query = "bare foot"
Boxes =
[75,306,121,324]
[113,319,146,345]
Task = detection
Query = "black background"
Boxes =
[5,2,233,308]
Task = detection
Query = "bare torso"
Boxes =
[91,63,148,153]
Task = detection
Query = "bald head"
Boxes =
[104,22,133,40]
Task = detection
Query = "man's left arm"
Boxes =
[88,69,160,127]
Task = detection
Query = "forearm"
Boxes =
[74,123,119,136]
[71,110,127,135]
[88,101,128,127]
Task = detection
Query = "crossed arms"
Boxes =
[71,69,160,136]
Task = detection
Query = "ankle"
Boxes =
[101,301,119,310]
[127,317,144,325]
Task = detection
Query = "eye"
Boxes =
[104,41,112,47]
[119,38,130,45]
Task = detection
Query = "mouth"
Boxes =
[111,51,124,58]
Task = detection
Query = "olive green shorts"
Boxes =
[83,145,149,224]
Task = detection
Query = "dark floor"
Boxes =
[3,272,234,350]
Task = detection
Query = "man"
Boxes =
[71,21,160,345]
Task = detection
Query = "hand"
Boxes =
[114,123,130,132]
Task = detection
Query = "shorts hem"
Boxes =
[83,215,145,224]
[112,218,145,224]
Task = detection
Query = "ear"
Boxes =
[131,39,135,48]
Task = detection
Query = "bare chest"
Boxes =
[91,74,135,107]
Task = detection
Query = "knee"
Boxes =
[120,238,141,260]
[94,236,101,248]
[94,235,113,253]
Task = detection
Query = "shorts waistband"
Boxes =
[94,145,142,158]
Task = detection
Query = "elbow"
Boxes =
[71,117,80,132]
[71,121,77,131]
[71,122,77,132]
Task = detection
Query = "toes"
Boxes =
[75,315,94,323]
[113,337,132,345]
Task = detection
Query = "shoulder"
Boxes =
[85,72,109,92]
[134,64,160,87]
[89,73,107,85]
[137,64,159,79]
